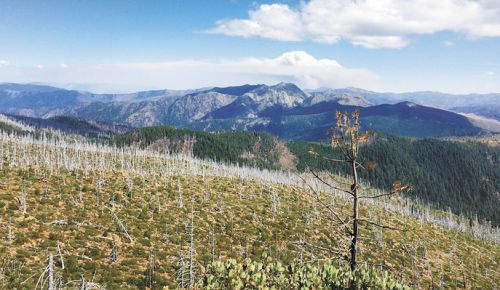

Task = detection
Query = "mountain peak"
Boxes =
[306,92,371,107]
[268,82,307,96]
[273,81,294,87]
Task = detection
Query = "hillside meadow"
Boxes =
[0,131,498,289]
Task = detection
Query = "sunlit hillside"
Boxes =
[0,129,498,289]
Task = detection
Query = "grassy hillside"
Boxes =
[111,126,500,227]
[0,132,498,289]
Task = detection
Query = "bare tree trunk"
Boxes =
[19,186,27,214]
[147,250,156,290]
[177,251,186,289]
[48,254,54,290]
[79,276,87,290]
[108,208,134,243]
[57,241,64,269]
[188,203,195,289]
[7,217,13,243]
[210,223,215,263]
[79,275,86,290]
[350,159,359,272]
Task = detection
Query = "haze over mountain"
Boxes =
[1,82,499,139]
[324,87,500,121]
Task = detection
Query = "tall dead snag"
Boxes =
[106,206,134,243]
[17,185,27,215]
[146,249,157,290]
[187,202,196,289]
[307,110,410,272]
[47,254,54,290]
[35,253,55,290]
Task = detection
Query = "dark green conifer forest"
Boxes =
[112,126,500,226]
[289,135,500,226]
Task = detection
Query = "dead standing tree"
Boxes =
[305,110,411,272]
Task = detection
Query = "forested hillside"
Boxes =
[0,131,498,289]
[5,114,131,137]
[289,135,500,226]
[5,113,497,228]
[112,126,297,170]
[111,126,500,226]
[4,1,500,288]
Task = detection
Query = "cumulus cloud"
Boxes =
[0,51,378,92]
[207,0,500,48]
[119,50,378,89]
[0,60,9,67]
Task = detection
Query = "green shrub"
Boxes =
[197,256,410,290]
[14,233,28,245]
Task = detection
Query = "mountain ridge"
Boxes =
[1,82,498,138]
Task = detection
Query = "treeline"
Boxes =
[112,126,284,169]
[111,126,500,225]
[0,122,20,133]
[3,114,128,137]
[288,134,500,226]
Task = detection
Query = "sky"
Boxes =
[0,0,500,93]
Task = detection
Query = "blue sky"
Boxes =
[0,0,499,93]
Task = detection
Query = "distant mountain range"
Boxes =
[1,82,498,139]
[318,87,500,117]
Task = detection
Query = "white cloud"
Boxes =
[118,51,378,89]
[59,63,68,68]
[207,0,500,48]
[0,60,9,67]
[34,64,44,69]
[0,51,379,92]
